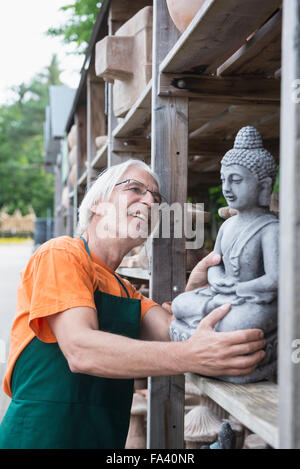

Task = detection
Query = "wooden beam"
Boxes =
[189,104,280,146]
[112,137,151,153]
[107,11,123,167]
[188,170,221,187]
[218,9,282,77]
[160,0,282,75]
[87,66,106,189]
[278,0,300,449]
[189,137,279,159]
[188,155,221,173]
[159,74,280,104]
[74,106,87,234]
[112,80,152,139]
[148,0,185,450]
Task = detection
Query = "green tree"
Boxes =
[47,0,103,54]
[0,55,63,218]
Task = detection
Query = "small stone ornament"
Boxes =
[170,126,279,383]
[201,422,236,450]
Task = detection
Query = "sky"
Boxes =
[0,0,85,104]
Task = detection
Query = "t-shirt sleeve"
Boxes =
[130,287,159,320]
[28,247,96,342]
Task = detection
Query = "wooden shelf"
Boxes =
[116,267,150,281]
[78,169,87,187]
[112,80,152,139]
[186,373,278,448]
[91,142,108,169]
[159,0,281,75]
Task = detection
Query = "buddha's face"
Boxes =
[221,164,260,211]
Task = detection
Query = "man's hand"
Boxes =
[183,304,266,377]
[185,251,221,292]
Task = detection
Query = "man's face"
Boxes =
[93,167,160,242]
[221,164,260,211]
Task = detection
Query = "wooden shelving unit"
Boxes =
[52,0,300,449]
[187,374,278,449]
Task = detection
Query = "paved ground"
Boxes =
[0,240,33,422]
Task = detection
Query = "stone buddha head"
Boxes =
[220,127,277,211]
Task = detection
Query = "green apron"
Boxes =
[0,237,141,449]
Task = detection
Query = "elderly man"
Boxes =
[0,159,265,449]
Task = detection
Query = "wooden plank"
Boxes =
[160,0,282,75]
[278,0,300,449]
[87,66,106,189]
[91,142,108,170]
[188,170,221,188]
[113,137,151,154]
[189,104,279,141]
[109,0,152,26]
[218,9,282,77]
[187,374,278,448]
[188,155,222,173]
[250,110,280,141]
[107,13,123,167]
[147,0,185,450]
[78,169,87,187]
[73,107,87,235]
[75,105,87,180]
[189,101,229,134]
[112,80,152,138]
[159,74,280,104]
[116,267,149,281]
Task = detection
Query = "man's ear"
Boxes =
[259,177,273,207]
[90,199,101,215]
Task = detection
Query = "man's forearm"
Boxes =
[69,328,188,379]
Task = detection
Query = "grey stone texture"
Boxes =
[170,127,278,383]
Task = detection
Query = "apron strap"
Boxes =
[112,273,130,299]
[80,236,130,298]
[80,236,92,260]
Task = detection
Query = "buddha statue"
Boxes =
[170,126,279,383]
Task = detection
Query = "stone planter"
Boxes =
[166,0,207,33]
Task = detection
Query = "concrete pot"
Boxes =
[166,0,207,33]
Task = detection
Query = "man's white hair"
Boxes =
[76,159,160,236]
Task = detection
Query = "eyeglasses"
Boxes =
[115,179,164,204]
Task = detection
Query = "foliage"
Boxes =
[0,56,64,218]
[209,185,226,222]
[47,0,103,54]
[273,167,280,193]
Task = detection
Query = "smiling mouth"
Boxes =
[225,195,236,202]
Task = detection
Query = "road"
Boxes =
[0,240,33,422]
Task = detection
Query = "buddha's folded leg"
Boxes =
[170,287,214,341]
[214,299,277,334]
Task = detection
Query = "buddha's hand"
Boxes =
[211,277,237,295]
[185,304,266,377]
[185,252,221,292]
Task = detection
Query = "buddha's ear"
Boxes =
[259,177,273,207]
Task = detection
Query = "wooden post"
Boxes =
[279,0,300,449]
[74,106,87,234]
[148,0,186,449]
[107,6,124,168]
[87,65,106,189]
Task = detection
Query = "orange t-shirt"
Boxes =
[3,236,157,397]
